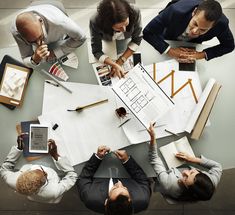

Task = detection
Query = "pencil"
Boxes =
[77,99,108,110]
[153,63,156,81]
[67,99,109,112]
[118,118,131,128]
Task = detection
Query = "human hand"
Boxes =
[175,152,201,163]
[167,47,197,63]
[17,133,28,150]
[32,43,50,64]
[147,122,156,145]
[48,139,59,161]
[110,63,126,79]
[115,150,129,162]
[97,145,110,159]
[179,50,206,63]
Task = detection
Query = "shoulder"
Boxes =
[215,13,230,30]
[163,0,200,15]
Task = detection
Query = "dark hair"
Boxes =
[197,0,222,23]
[96,0,137,36]
[178,172,215,201]
[105,195,133,215]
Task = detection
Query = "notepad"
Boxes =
[159,136,195,169]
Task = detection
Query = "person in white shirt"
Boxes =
[11,3,86,68]
[0,135,77,204]
[147,123,222,202]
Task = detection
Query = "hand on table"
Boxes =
[167,47,205,63]
[175,152,201,164]
[110,63,126,79]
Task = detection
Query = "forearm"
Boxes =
[79,153,102,178]
[115,48,134,66]
[123,156,147,180]
[0,146,22,179]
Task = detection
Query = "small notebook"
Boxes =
[159,136,195,169]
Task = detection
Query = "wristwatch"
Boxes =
[30,56,39,65]
[120,56,127,64]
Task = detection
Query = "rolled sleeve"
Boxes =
[128,42,139,52]
[98,54,109,63]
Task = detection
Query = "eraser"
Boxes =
[52,123,59,130]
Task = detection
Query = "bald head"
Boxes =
[16,12,42,42]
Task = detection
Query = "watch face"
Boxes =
[121,56,127,62]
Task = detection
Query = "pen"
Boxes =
[45,80,59,87]
[137,124,166,132]
[164,129,179,136]
[118,118,131,128]
[41,69,73,94]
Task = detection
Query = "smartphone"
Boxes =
[133,53,141,66]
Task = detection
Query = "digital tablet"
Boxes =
[29,124,49,153]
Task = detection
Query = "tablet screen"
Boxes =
[29,124,49,153]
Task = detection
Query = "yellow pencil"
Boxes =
[153,63,156,81]
[67,99,108,112]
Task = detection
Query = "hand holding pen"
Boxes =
[147,122,156,146]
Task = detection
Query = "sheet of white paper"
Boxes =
[184,78,215,133]
[41,82,130,165]
[112,64,175,129]
[87,39,117,64]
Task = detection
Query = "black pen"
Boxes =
[165,129,179,136]
[118,118,131,128]
[45,80,59,87]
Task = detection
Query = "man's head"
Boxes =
[105,180,133,215]
[180,169,215,201]
[16,12,45,45]
[16,168,47,195]
[188,0,222,37]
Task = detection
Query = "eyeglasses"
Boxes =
[19,18,45,45]
[40,166,48,184]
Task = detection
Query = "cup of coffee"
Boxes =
[115,107,127,118]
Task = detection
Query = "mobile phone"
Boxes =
[133,53,141,66]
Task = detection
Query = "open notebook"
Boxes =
[159,136,195,169]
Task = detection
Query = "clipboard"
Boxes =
[0,63,31,107]
[0,55,33,109]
